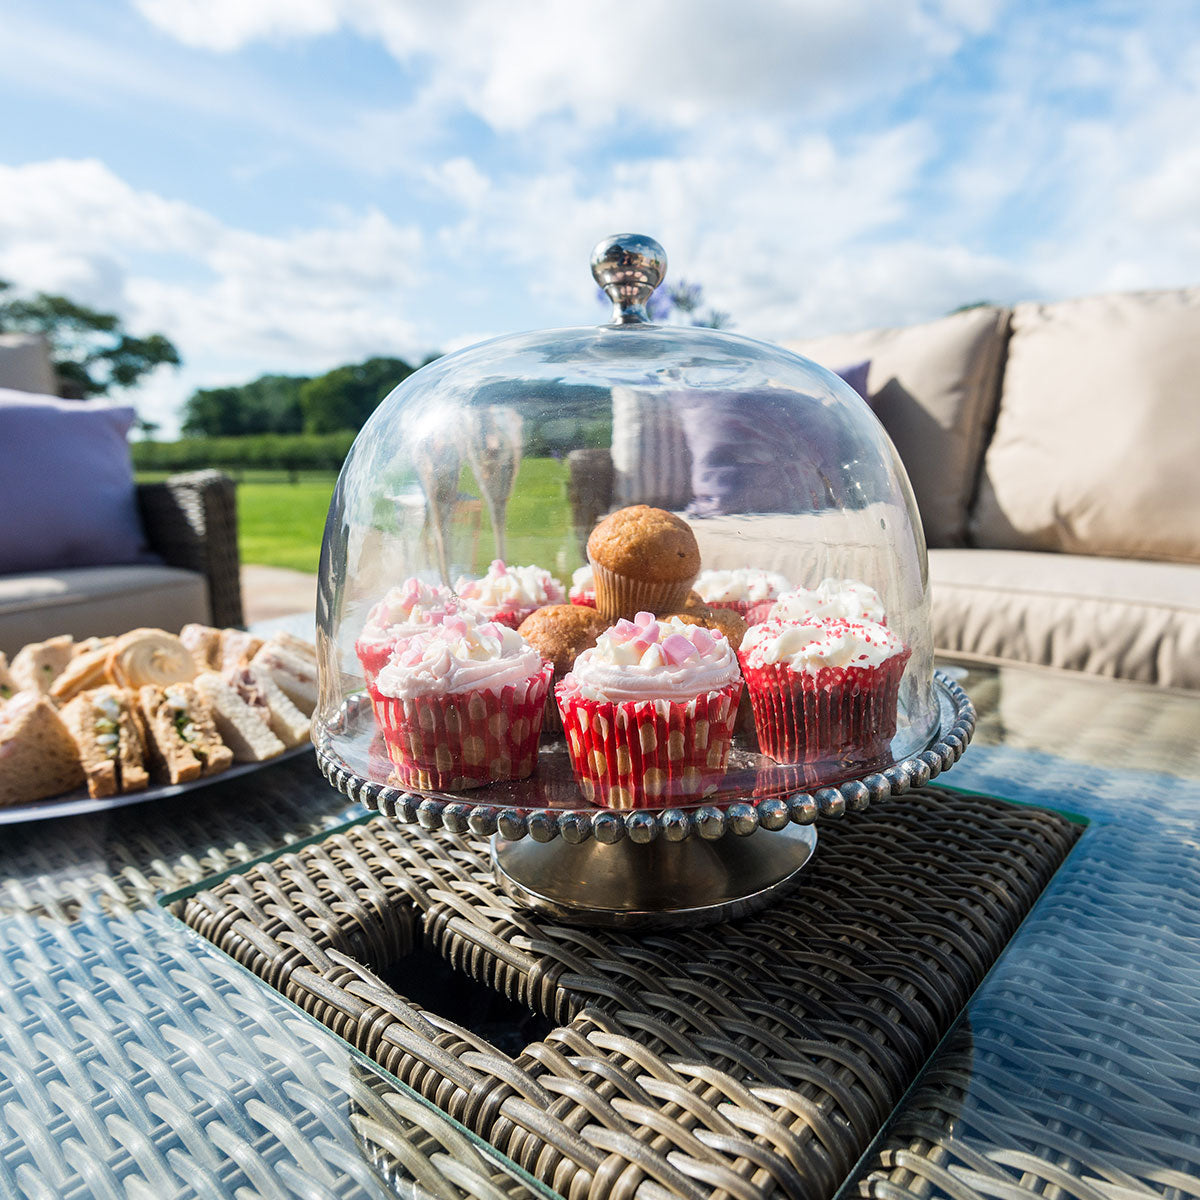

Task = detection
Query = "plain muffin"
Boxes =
[586,505,701,621]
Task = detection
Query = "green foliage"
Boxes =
[299,356,416,434]
[0,278,180,396]
[182,374,307,436]
[132,432,356,479]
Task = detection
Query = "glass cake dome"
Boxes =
[315,234,941,819]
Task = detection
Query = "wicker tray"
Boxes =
[168,788,1081,1200]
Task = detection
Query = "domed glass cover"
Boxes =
[316,236,937,813]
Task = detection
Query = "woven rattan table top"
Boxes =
[2,657,1199,1199]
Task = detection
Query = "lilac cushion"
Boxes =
[681,362,875,517]
[0,391,151,575]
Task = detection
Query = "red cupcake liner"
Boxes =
[369,661,554,791]
[743,600,777,625]
[737,650,910,766]
[355,637,394,689]
[556,679,742,809]
[568,589,597,609]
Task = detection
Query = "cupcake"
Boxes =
[737,617,910,769]
[455,559,566,628]
[355,578,464,687]
[568,565,596,608]
[516,605,610,731]
[694,568,791,621]
[556,611,742,809]
[755,577,887,626]
[587,506,701,622]
[369,617,554,791]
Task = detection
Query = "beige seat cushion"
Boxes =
[0,333,56,395]
[971,288,1200,564]
[930,548,1200,689]
[0,564,209,657]
[786,306,1010,549]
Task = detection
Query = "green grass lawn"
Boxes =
[139,459,573,576]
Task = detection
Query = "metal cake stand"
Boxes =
[316,670,975,927]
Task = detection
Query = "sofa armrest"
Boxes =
[137,470,244,628]
[566,447,614,555]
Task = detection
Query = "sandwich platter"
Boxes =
[0,741,313,825]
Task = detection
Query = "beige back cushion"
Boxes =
[0,333,56,395]
[786,306,1009,548]
[972,288,1200,564]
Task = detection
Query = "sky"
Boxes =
[1,0,1198,436]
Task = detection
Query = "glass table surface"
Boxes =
[1,655,1198,1199]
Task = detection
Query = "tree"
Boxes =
[299,356,417,434]
[0,279,180,397]
[181,373,308,437]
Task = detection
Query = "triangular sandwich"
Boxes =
[138,682,234,784]
[193,672,284,762]
[0,692,85,805]
[60,686,150,798]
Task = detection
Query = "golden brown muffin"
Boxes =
[586,505,701,621]
[517,605,609,678]
[663,606,748,652]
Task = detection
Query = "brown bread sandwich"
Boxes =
[138,682,233,784]
[0,692,85,805]
[60,686,149,798]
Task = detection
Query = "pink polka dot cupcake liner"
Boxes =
[555,679,742,809]
[737,651,910,766]
[369,662,554,792]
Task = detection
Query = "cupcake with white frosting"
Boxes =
[694,568,791,622]
[455,559,566,628]
[369,616,553,791]
[737,616,909,769]
[567,564,596,608]
[355,578,466,686]
[556,611,743,808]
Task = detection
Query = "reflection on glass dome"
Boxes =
[316,237,938,814]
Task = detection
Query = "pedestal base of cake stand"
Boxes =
[492,822,819,929]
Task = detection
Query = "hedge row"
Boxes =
[132,432,356,477]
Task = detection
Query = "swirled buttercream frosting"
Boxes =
[359,578,463,648]
[456,559,566,616]
[566,611,740,703]
[375,617,544,699]
[695,568,791,604]
[768,578,886,624]
[740,617,905,673]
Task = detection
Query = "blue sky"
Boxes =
[2,0,1198,434]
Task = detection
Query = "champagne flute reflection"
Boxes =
[413,430,462,585]
[461,407,523,564]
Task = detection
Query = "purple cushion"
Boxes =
[681,362,876,518]
[0,391,151,575]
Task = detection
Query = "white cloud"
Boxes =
[0,159,430,433]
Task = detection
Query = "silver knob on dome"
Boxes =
[591,233,667,325]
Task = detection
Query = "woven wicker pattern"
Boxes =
[176,788,1079,1200]
[137,469,244,628]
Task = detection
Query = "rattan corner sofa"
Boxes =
[0,469,243,656]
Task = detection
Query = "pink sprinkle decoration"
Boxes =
[660,633,698,665]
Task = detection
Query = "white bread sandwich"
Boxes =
[0,692,85,805]
[219,629,264,672]
[60,686,150,798]
[11,635,76,694]
[0,653,15,703]
[249,636,318,716]
[180,623,224,671]
[138,682,234,784]
[227,665,311,748]
[193,672,284,762]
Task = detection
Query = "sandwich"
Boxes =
[11,635,76,694]
[193,671,284,762]
[180,623,224,671]
[60,686,149,798]
[138,682,234,784]
[0,692,85,806]
[249,635,318,716]
[0,653,15,702]
[227,665,312,748]
[50,645,112,703]
[219,629,264,672]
